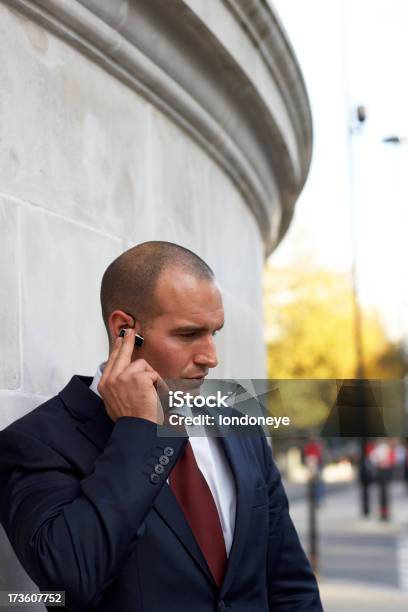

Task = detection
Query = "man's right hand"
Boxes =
[97,329,166,424]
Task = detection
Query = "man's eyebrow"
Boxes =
[172,321,225,333]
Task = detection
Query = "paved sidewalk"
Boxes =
[318,579,408,611]
[286,480,408,611]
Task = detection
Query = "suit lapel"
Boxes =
[59,375,114,451]
[153,482,216,586]
[203,402,257,595]
[218,427,257,595]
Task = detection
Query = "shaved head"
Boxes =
[100,241,214,340]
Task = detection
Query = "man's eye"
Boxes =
[177,330,220,338]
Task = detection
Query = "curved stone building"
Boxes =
[0,0,312,600]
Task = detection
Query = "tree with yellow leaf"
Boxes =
[263,264,404,428]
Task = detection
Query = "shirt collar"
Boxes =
[90,362,106,398]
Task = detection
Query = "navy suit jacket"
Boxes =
[0,376,322,611]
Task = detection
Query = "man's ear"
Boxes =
[108,310,135,344]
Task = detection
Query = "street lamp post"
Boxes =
[347,104,371,516]
[348,126,408,516]
[382,134,408,362]
[382,134,408,453]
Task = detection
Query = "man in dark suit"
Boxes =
[0,241,322,611]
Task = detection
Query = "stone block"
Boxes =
[0,392,46,430]
[142,107,207,256]
[21,207,121,396]
[0,197,20,389]
[144,106,264,309]
[222,290,266,379]
[0,3,150,238]
[202,185,264,311]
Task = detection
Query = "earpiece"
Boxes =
[135,333,145,347]
[119,328,145,347]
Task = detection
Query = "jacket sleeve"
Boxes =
[0,417,179,610]
[261,436,323,611]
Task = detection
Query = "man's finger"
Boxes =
[99,335,123,382]
[109,329,137,377]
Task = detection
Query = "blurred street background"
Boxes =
[265,1,408,609]
[284,451,408,611]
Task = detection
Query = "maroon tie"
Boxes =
[170,440,227,587]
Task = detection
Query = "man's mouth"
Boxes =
[181,374,208,389]
[165,374,208,393]
[186,373,208,380]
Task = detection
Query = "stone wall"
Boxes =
[0,0,312,605]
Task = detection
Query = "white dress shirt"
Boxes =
[90,363,236,555]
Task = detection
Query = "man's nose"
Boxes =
[194,337,219,369]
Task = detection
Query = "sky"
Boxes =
[269,0,408,341]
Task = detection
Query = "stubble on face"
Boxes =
[134,269,224,382]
